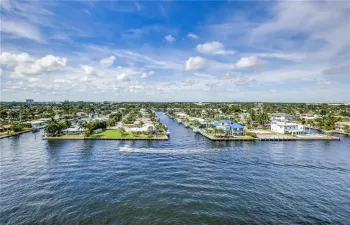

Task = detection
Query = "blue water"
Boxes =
[1,113,350,224]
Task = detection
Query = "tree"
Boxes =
[119,127,126,137]
[107,119,116,127]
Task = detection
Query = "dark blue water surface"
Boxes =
[1,113,350,224]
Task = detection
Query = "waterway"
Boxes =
[1,113,350,224]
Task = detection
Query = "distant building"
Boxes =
[212,120,245,135]
[335,122,350,131]
[26,99,34,104]
[271,121,304,134]
[271,113,294,121]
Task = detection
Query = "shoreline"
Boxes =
[43,136,168,140]
[175,118,341,141]
[0,129,32,139]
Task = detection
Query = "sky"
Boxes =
[0,0,349,103]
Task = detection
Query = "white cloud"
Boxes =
[164,34,176,42]
[1,52,67,77]
[81,65,100,77]
[254,53,305,62]
[115,66,141,75]
[116,73,133,82]
[235,55,266,69]
[317,80,331,86]
[54,78,72,84]
[250,1,350,58]
[141,71,155,78]
[0,19,44,42]
[196,41,234,55]
[322,61,350,75]
[217,72,238,80]
[182,79,200,86]
[234,76,256,85]
[185,56,208,72]
[0,52,34,67]
[100,56,116,67]
[187,33,198,39]
[204,82,219,90]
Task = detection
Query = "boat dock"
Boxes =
[179,120,340,142]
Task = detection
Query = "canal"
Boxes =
[1,112,350,224]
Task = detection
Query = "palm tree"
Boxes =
[78,120,88,132]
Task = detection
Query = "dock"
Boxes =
[183,122,340,142]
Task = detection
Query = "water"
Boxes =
[1,113,350,224]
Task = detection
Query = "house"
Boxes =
[31,120,46,129]
[271,121,304,134]
[129,124,155,133]
[0,125,12,133]
[239,113,250,121]
[175,112,188,119]
[299,114,320,120]
[335,122,350,130]
[212,120,245,135]
[62,127,85,135]
[26,99,34,104]
[271,113,294,121]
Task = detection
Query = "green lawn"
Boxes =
[57,134,84,138]
[50,130,166,139]
[90,130,149,138]
[0,131,15,137]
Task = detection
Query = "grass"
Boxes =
[58,134,83,138]
[91,130,150,138]
[0,131,15,137]
[51,130,166,139]
[0,129,31,137]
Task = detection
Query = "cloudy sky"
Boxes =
[0,0,349,102]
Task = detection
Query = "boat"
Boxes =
[166,130,170,136]
[178,119,182,124]
[193,128,200,133]
[32,127,39,133]
[185,124,189,128]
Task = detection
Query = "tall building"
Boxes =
[26,99,34,104]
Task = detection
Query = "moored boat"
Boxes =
[32,127,39,133]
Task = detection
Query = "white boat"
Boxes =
[193,128,200,133]
[178,119,182,124]
[166,130,170,136]
[185,124,189,128]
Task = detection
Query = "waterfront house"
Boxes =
[271,113,294,121]
[62,127,85,135]
[271,121,305,134]
[175,112,188,119]
[335,121,350,131]
[0,125,11,133]
[31,120,47,129]
[212,120,245,135]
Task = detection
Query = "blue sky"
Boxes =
[0,0,349,102]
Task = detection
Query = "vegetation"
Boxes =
[1,102,349,137]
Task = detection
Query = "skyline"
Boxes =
[0,1,349,102]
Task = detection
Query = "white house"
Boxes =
[335,122,350,131]
[175,112,188,119]
[31,120,47,129]
[271,113,294,121]
[62,127,85,135]
[271,121,305,134]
